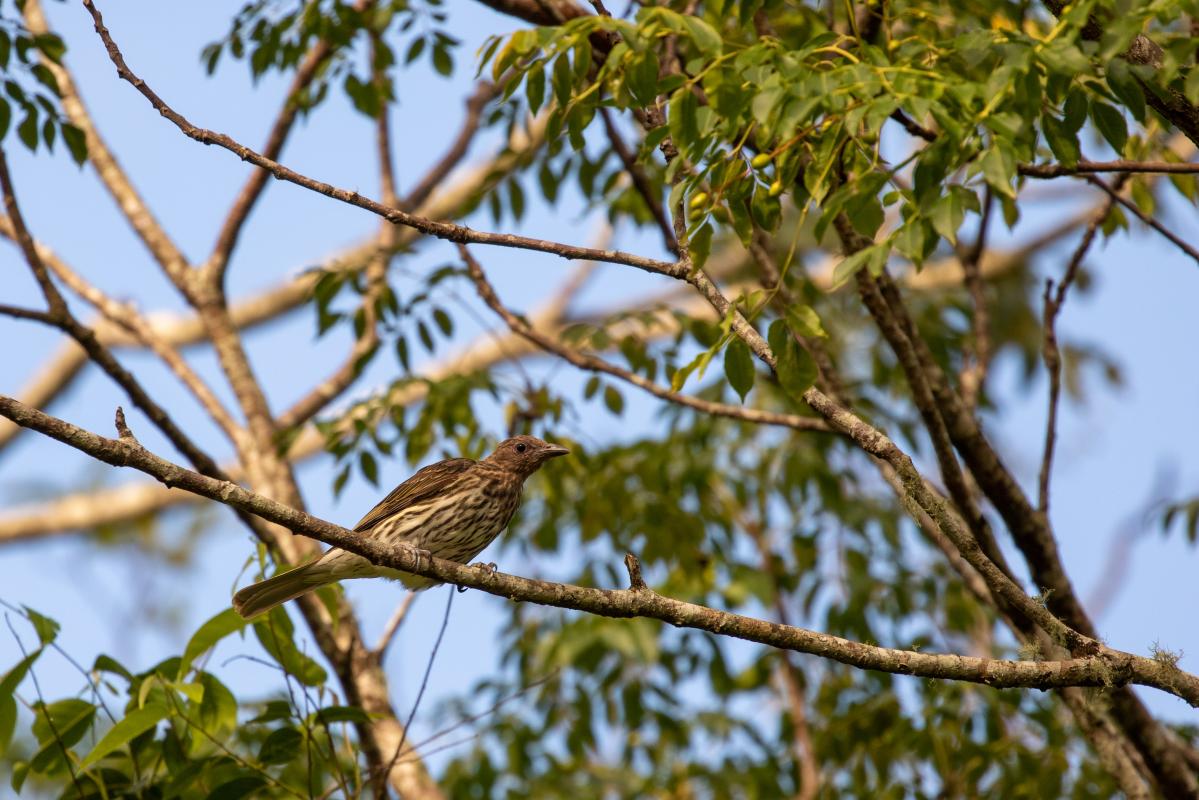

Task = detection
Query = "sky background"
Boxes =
[1,0,1197,779]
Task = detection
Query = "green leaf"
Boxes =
[724,338,755,402]
[603,384,624,416]
[253,608,328,687]
[981,145,1016,199]
[767,320,816,400]
[668,87,699,153]
[258,726,303,765]
[93,654,133,683]
[432,307,454,337]
[552,52,573,107]
[1090,102,1128,155]
[830,247,875,288]
[310,705,372,726]
[23,606,59,645]
[786,305,827,339]
[682,16,722,55]
[206,775,267,800]
[61,122,86,165]
[179,608,246,679]
[359,450,379,485]
[78,704,170,770]
[0,695,15,757]
[929,189,966,245]
[1062,87,1087,133]
[1042,114,1080,166]
[30,698,95,771]
[18,111,39,151]
[0,99,10,141]
[432,43,453,77]
[1106,59,1145,122]
[526,62,546,114]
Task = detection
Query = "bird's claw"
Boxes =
[456,562,497,593]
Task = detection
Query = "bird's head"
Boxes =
[484,435,569,477]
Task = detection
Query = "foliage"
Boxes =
[0,0,83,162]
[3,0,1198,798]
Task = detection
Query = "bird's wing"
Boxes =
[352,458,476,532]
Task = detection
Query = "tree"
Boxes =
[1,0,1198,796]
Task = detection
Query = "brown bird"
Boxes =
[232,435,568,618]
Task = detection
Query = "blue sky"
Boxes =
[1,0,1196,776]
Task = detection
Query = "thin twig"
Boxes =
[373,591,417,657]
[380,588,454,787]
[462,244,831,432]
[82,0,677,278]
[4,614,85,798]
[1083,175,1199,266]
[599,107,678,254]
[1037,187,1117,514]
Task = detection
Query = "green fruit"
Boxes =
[689,192,709,208]
[751,153,773,169]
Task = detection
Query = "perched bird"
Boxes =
[232,435,568,618]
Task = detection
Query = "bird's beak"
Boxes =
[542,444,570,458]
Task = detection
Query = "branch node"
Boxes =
[624,552,647,591]
[114,406,135,442]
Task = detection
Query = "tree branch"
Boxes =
[205,0,376,284]
[83,0,675,277]
[3,393,1198,705]
[23,0,190,282]
[462,244,832,433]
[1038,191,1114,514]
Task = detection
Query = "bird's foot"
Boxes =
[411,547,434,570]
[456,562,498,593]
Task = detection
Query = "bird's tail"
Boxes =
[232,562,335,619]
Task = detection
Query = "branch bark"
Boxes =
[3,393,1198,706]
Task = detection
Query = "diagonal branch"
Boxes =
[23,0,190,282]
[205,0,376,284]
[1082,175,1199,267]
[463,245,832,432]
[83,0,676,277]
[3,393,1198,705]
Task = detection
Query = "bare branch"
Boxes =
[462,245,832,432]
[84,1,675,276]
[373,591,417,658]
[1083,175,1199,267]
[4,393,1198,704]
[23,0,189,281]
[206,0,376,283]
[1038,191,1115,514]
[1020,159,1199,178]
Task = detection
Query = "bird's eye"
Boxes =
[515,443,527,453]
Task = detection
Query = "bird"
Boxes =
[232,435,569,618]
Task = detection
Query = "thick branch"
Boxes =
[23,0,189,282]
[3,393,1197,705]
